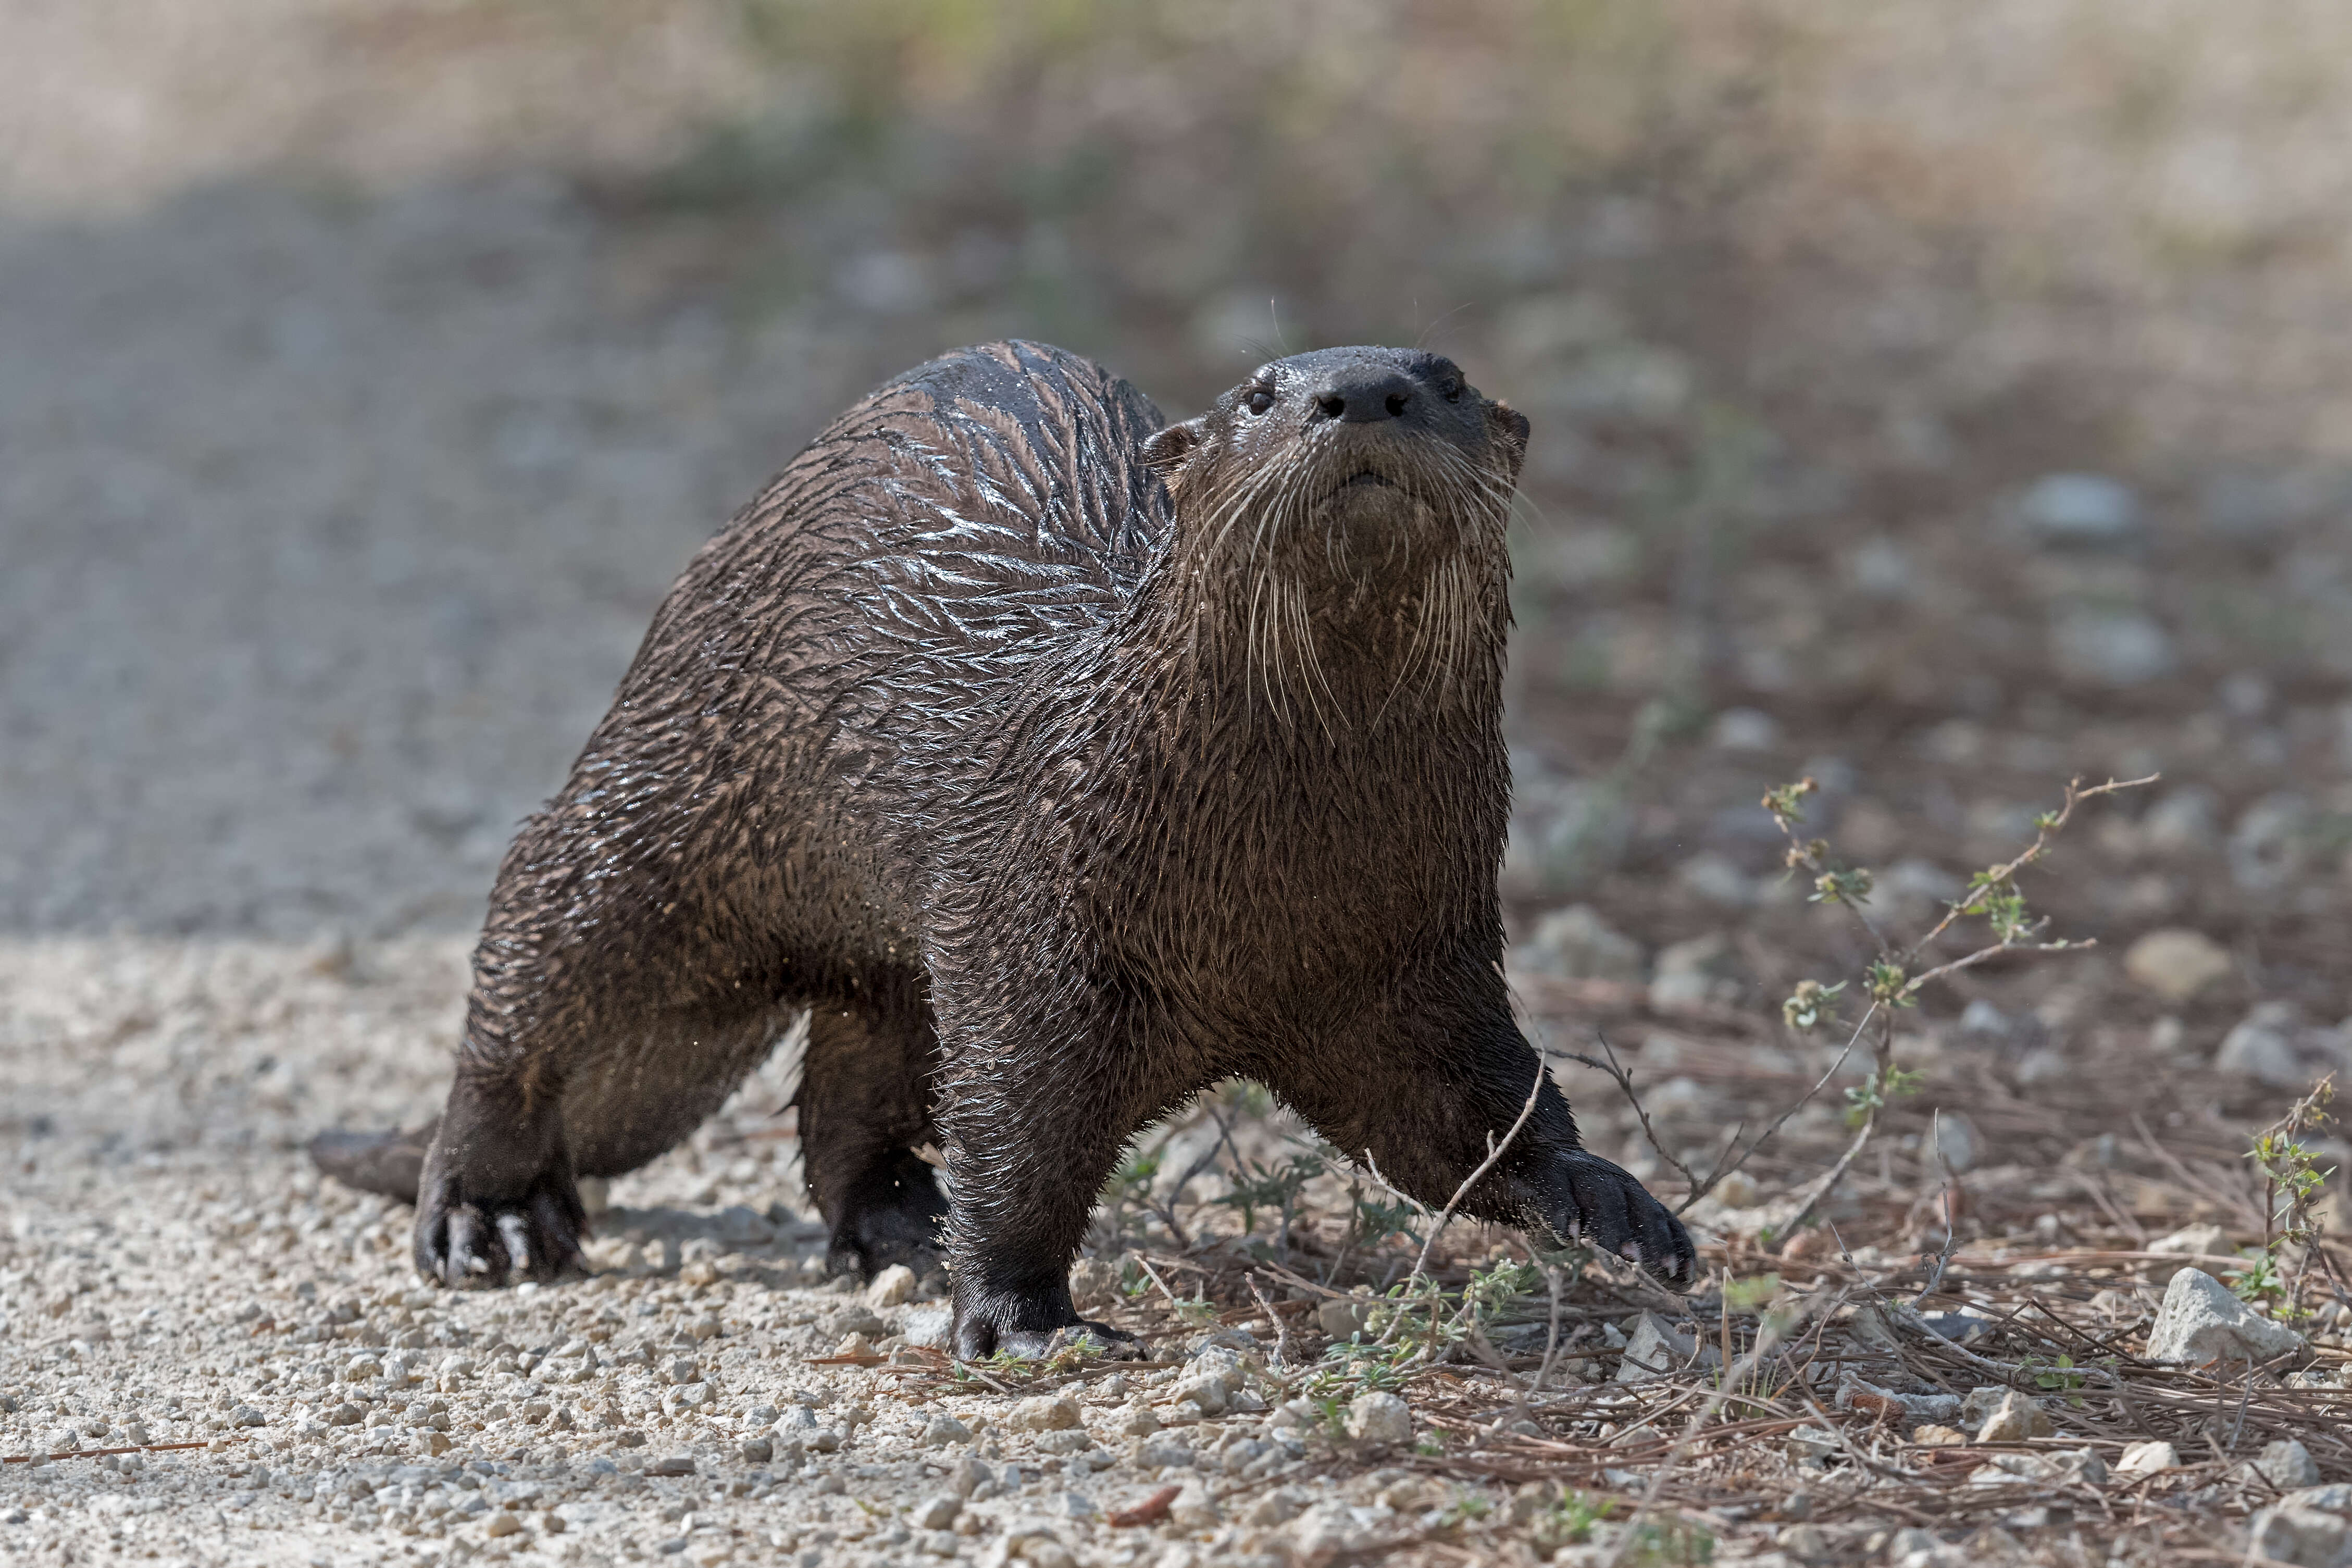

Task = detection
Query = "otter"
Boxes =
[312,340,1694,1357]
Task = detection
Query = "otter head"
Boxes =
[1139,347,1529,723]
[1142,346,1528,584]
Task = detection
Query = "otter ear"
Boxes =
[1486,400,1531,486]
[1141,416,1209,479]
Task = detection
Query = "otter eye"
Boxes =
[1440,377,1464,402]
[1246,388,1274,416]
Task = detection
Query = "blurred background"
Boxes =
[11,0,2352,1144]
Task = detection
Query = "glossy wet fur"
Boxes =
[315,340,1692,1354]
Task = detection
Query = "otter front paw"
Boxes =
[415,1171,587,1288]
[1546,1151,1696,1286]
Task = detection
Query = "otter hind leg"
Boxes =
[797,1003,949,1280]
[416,1003,793,1289]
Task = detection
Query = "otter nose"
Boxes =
[1310,369,1416,424]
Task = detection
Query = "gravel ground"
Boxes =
[0,936,1440,1568]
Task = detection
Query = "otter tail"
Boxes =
[307,1121,438,1205]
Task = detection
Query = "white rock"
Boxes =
[1104,1402,1159,1438]
[865,1264,917,1310]
[2115,1440,2177,1477]
[2145,1267,2308,1365]
[1288,1500,1364,1568]
[1343,1391,1412,1446]
[911,1494,962,1530]
[919,1415,973,1447]
[1166,1484,1219,1529]
[2122,929,2233,1003]
[1010,1395,1081,1433]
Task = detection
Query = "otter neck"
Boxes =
[1135,533,1508,738]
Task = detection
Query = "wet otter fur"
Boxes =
[311,339,1694,1357]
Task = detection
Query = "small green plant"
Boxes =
[2022,1351,2104,1407]
[1780,978,1844,1031]
[1215,1151,1325,1256]
[2239,1077,2337,1318]
[1842,1065,1925,1128]
[1750,769,2151,1255]
[1721,1273,1782,1313]
[1346,1191,1424,1252]
[1861,959,1915,1008]
[1532,1491,1615,1551]
[1622,1516,1716,1567]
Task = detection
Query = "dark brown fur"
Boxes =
[312,340,1692,1356]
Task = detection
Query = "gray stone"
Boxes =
[2247,1505,2350,1568]
[644,1455,695,1477]
[2261,1439,2323,1490]
[2051,607,2173,688]
[897,1303,954,1350]
[2216,1003,2347,1091]
[1710,707,1780,752]
[1651,933,1740,1010]
[714,1205,775,1245]
[1314,1297,1375,1341]
[2143,786,2222,853]
[2018,472,2142,548]
[1520,904,1646,985]
[1957,999,2011,1040]
[1616,1311,1714,1383]
[1342,1392,1411,1446]
[1973,1391,2054,1442]
[2232,793,2315,892]
[919,1414,973,1447]
[1785,1427,1840,1465]
[1834,1373,1960,1428]
[913,1495,962,1530]
[1674,852,1757,909]
[2145,1267,2308,1365]
[1922,1111,1982,1175]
